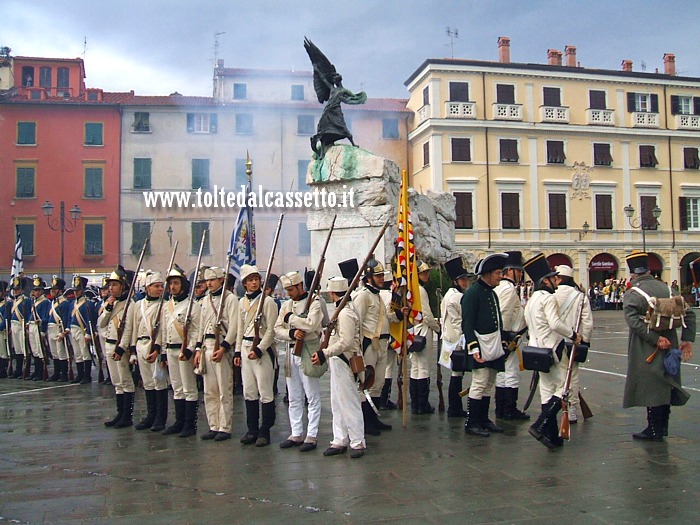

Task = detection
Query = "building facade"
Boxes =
[405,38,700,290]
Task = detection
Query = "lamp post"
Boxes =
[578,221,590,241]
[42,201,82,280]
[624,202,661,253]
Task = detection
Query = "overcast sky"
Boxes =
[5,1,699,99]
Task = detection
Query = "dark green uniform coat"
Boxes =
[623,274,696,408]
[461,279,506,372]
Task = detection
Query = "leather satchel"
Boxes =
[565,342,589,363]
[450,349,469,372]
[408,335,426,353]
[521,346,554,373]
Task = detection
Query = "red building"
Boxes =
[0,56,122,279]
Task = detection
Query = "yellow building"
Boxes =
[405,38,700,290]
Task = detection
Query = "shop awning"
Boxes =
[589,253,618,271]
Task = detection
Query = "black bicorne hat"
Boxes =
[444,256,470,281]
[523,253,558,284]
[339,258,359,285]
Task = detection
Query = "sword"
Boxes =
[523,371,539,411]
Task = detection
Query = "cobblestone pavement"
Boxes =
[1,311,699,524]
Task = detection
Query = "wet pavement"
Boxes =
[1,310,700,524]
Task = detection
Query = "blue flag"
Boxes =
[229,204,256,281]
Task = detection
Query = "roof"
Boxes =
[221,97,409,113]
[13,56,86,78]
[216,67,313,79]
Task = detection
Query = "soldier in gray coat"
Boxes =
[623,251,695,442]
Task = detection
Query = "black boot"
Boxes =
[660,405,670,437]
[547,414,564,448]
[371,397,392,430]
[114,391,135,428]
[256,401,276,447]
[482,396,504,432]
[47,359,60,381]
[240,400,259,444]
[31,358,44,381]
[465,397,489,437]
[0,358,7,379]
[529,396,562,448]
[361,401,381,436]
[379,378,397,410]
[80,360,92,384]
[12,356,24,379]
[135,389,157,430]
[633,406,664,442]
[98,362,105,384]
[105,394,125,427]
[503,387,530,420]
[447,375,467,417]
[421,378,435,414]
[163,399,186,436]
[71,361,84,384]
[151,389,169,432]
[58,360,69,382]
[409,378,420,414]
[179,400,198,438]
[495,386,507,418]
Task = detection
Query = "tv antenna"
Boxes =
[641,60,647,72]
[214,32,226,67]
[446,27,459,58]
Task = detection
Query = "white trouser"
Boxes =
[329,356,365,450]
[136,339,169,391]
[364,338,388,398]
[104,342,135,394]
[201,340,233,433]
[241,341,275,403]
[385,347,398,379]
[285,352,321,441]
[47,324,68,360]
[11,321,26,359]
[0,331,8,359]
[167,348,198,401]
[410,331,434,380]
[70,325,91,362]
[27,322,43,358]
[495,350,521,388]
[538,353,567,405]
[569,360,580,408]
[468,367,497,400]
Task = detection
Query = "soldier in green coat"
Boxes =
[623,251,695,442]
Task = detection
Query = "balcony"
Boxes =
[631,112,659,128]
[677,114,700,129]
[417,104,429,123]
[493,103,523,121]
[541,106,569,123]
[445,101,476,119]
[587,108,615,126]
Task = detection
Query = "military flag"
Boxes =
[11,226,23,277]
[229,154,256,280]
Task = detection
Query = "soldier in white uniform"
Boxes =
[47,277,71,382]
[194,267,238,442]
[122,271,169,432]
[523,254,581,449]
[162,265,201,437]
[313,276,365,458]
[378,270,398,410]
[494,251,530,420]
[235,265,279,447]
[100,266,137,429]
[553,265,593,424]
[69,276,97,385]
[409,262,441,414]
[0,281,11,379]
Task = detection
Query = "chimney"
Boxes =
[663,53,676,76]
[217,59,224,68]
[564,45,577,67]
[547,49,562,66]
[621,60,633,72]
[498,36,511,64]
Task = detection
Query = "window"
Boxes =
[684,147,700,169]
[187,113,217,133]
[589,90,606,110]
[191,222,210,255]
[84,224,103,255]
[641,196,658,230]
[548,193,567,229]
[131,222,151,255]
[422,86,429,106]
[449,82,469,102]
[233,83,247,100]
[297,115,315,135]
[16,167,35,198]
[236,114,254,134]
[496,84,515,104]
[627,92,659,113]
[593,143,613,166]
[84,123,103,145]
[499,139,518,162]
[670,95,700,115]
[546,141,565,164]
[454,192,473,229]
[291,85,304,101]
[17,122,36,145]
[87,91,99,101]
[382,118,399,139]
[192,159,210,189]
[134,158,152,189]
[595,194,613,230]
[22,66,34,87]
[639,145,658,168]
[298,160,310,191]
[39,67,51,88]
[235,159,248,189]
[501,193,520,229]
[133,112,150,132]
[57,67,69,89]
[543,87,561,107]
[451,138,471,162]
[84,168,103,198]
[422,142,430,167]
[16,224,34,256]
[680,197,700,230]
[298,223,311,255]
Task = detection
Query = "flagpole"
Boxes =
[401,169,409,428]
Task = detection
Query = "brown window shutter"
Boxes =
[546,141,565,163]
[589,90,606,110]
[595,194,613,229]
[549,194,567,229]
[500,139,519,162]
[627,92,636,112]
[496,84,515,104]
[543,87,561,106]
[454,192,473,229]
[641,196,658,230]
[423,141,430,166]
[679,197,688,231]
[449,82,469,102]
[422,86,429,106]
[451,138,471,162]
[502,193,520,229]
[594,143,612,166]
[684,147,700,169]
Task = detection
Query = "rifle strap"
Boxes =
[168,301,185,341]
[11,298,25,322]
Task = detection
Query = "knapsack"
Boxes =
[631,286,688,332]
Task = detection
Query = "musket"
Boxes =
[213,251,234,356]
[30,298,51,380]
[251,213,285,353]
[181,229,208,360]
[560,293,586,441]
[116,238,150,349]
[22,316,31,379]
[292,214,336,357]
[148,242,178,359]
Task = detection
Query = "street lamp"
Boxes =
[624,202,661,253]
[578,221,590,241]
[42,200,82,280]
